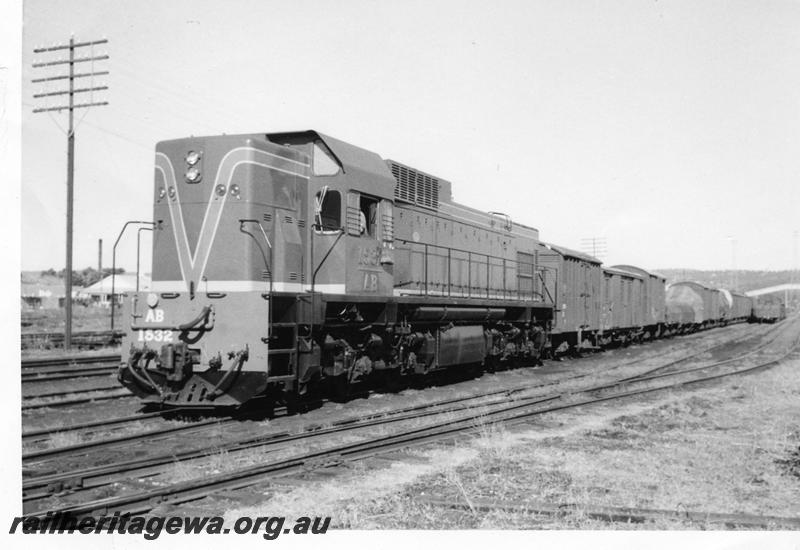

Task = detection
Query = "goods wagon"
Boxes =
[610,264,666,339]
[537,244,602,352]
[600,266,645,344]
[666,281,728,329]
[752,297,786,323]
[721,290,753,323]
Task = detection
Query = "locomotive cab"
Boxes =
[119,131,400,408]
[120,133,315,407]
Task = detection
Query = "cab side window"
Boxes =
[359,195,378,237]
[315,189,341,231]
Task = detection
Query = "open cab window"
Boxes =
[359,195,379,237]
[315,187,341,233]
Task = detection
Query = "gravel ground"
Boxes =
[218,320,800,530]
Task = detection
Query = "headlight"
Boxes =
[157,187,166,200]
[168,187,176,199]
[146,292,159,308]
[185,168,201,183]
[185,150,201,166]
[215,184,227,196]
[230,184,240,198]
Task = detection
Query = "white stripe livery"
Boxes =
[154,147,309,293]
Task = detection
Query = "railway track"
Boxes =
[21,331,122,351]
[23,320,798,516]
[22,354,121,369]
[21,322,768,457]
[22,354,120,384]
[20,354,126,410]
[23,366,118,384]
[21,391,133,412]
[418,497,800,529]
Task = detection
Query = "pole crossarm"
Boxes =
[33,101,109,113]
[33,38,108,53]
[32,54,109,67]
[34,86,108,98]
[31,35,110,349]
[32,71,109,83]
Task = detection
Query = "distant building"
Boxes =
[78,274,151,307]
[20,282,82,310]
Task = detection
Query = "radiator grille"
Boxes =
[387,160,439,210]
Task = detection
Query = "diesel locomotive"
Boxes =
[117,130,772,411]
[119,131,555,409]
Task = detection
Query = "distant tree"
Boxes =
[40,268,57,277]
[54,266,126,287]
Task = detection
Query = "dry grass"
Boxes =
[244,349,800,530]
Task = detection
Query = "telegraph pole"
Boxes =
[580,237,607,260]
[31,36,109,349]
[791,230,798,310]
[726,236,737,289]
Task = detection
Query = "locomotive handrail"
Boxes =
[239,219,273,297]
[130,305,214,332]
[311,227,346,291]
[394,237,555,303]
[111,220,155,333]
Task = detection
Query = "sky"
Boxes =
[15,0,800,273]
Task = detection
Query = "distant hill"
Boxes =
[655,269,797,292]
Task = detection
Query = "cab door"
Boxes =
[345,192,394,295]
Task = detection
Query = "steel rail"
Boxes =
[23,384,124,400]
[23,416,239,462]
[26,329,798,517]
[620,319,791,383]
[22,367,118,384]
[22,410,186,441]
[22,391,133,412]
[21,354,121,369]
[418,496,800,529]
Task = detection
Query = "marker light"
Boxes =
[158,188,166,200]
[185,150,201,166]
[168,187,176,199]
[230,184,240,198]
[215,184,227,196]
[185,168,201,183]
